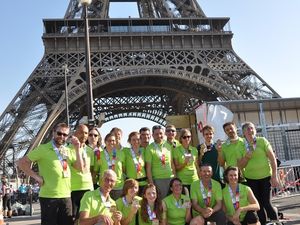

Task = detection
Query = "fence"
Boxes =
[272,164,300,198]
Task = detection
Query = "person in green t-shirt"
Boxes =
[165,124,180,149]
[238,122,279,225]
[139,127,151,150]
[173,128,199,191]
[79,169,122,225]
[88,127,103,190]
[138,183,163,225]
[110,127,124,151]
[17,123,78,225]
[190,164,226,225]
[70,124,95,220]
[94,133,125,200]
[162,177,192,225]
[145,125,175,199]
[123,132,147,195]
[116,179,142,225]
[217,122,244,169]
[222,166,260,225]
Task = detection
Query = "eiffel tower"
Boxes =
[0,0,280,175]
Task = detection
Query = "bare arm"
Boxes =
[79,211,114,225]
[192,199,205,215]
[267,147,279,187]
[237,151,252,169]
[70,136,85,172]
[146,162,153,184]
[173,158,188,171]
[162,201,168,225]
[17,156,44,186]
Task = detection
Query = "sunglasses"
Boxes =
[166,129,176,133]
[89,134,98,137]
[56,131,69,137]
[182,135,191,140]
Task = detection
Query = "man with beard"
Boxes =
[217,122,245,169]
[70,124,95,221]
[17,123,81,225]
[139,127,151,150]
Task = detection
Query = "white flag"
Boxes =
[207,104,234,142]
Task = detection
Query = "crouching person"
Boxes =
[190,164,226,225]
[79,169,122,225]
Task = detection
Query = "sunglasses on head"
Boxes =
[182,135,191,140]
[56,131,69,137]
[89,133,98,137]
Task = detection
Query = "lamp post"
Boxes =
[80,0,94,126]
[62,64,70,126]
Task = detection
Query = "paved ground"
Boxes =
[4,195,300,225]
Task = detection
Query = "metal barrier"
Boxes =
[272,164,300,198]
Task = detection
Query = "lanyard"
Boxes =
[52,141,68,171]
[200,180,212,207]
[147,204,156,221]
[174,196,184,208]
[229,184,240,210]
[104,148,117,170]
[130,148,142,174]
[93,147,101,161]
[153,142,166,166]
[100,190,111,209]
[244,137,257,152]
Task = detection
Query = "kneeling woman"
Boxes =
[223,166,260,225]
[162,178,191,225]
[139,183,163,225]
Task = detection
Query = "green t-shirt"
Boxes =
[173,145,198,185]
[123,147,147,186]
[27,141,74,198]
[163,194,190,225]
[222,184,250,221]
[138,204,161,225]
[167,139,181,150]
[70,145,94,191]
[94,149,125,190]
[221,137,245,167]
[116,196,142,225]
[242,137,272,179]
[145,141,174,179]
[79,188,116,218]
[190,179,222,216]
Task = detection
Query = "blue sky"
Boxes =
[0,0,299,145]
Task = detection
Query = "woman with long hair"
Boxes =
[116,179,141,225]
[123,132,147,195]
[162,177,191,225]
[138,183,163,225]
[223,166,260,225]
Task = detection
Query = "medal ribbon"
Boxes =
[52,141,68,172]
[100,190,111,209]
[147,204,156,221]
[104,148,117,170]
[130,148,142,175]
[94,147,101,160]
[154,142,166,166]
[244,136,257,152]
[229,184,240,210]
[200,180,212,207]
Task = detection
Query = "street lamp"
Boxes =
[80,0,94,126]
[62,64,70,126]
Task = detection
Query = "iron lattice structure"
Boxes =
[0,0,280,175]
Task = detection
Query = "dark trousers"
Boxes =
[39,197,73,225]
[246,176,278,225]
[3,195,12,211]
[227,210,259,225]
[71,190,89,219]
[206,209,227,225]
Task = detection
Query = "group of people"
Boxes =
[16,120,280,225]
